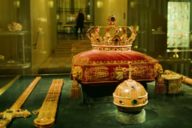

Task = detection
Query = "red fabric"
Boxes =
[72,50,159,84]
[72,50,157,65]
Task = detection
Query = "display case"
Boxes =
[56,0,94,38]
[0,0,31,72]
[0,30,31,69]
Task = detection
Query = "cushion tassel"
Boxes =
[70,79,81,99]
[155,75,166,94]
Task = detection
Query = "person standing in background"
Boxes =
[75,9,85,39]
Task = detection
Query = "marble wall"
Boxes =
[31,0,57,72]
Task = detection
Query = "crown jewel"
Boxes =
[86,16,137,51]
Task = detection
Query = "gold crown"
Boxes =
[86,16,138,51]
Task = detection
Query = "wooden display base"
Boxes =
[115,109,146,124]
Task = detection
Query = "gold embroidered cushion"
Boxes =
[72,49,159,84]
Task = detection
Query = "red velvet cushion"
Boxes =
[72,50,159,84]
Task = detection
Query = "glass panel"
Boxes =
[0,0,31,72]
[56,0,94,39]
[167,2,190,48]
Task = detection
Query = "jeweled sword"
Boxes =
[0,76,41,128]
[34,79,64,128]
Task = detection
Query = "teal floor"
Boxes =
[0,75,192,128]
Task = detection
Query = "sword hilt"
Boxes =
[0,109,31,128]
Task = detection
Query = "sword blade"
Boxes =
[10,76,41,110]
[0,75,20,95]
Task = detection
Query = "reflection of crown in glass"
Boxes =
[86,16,138,51]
